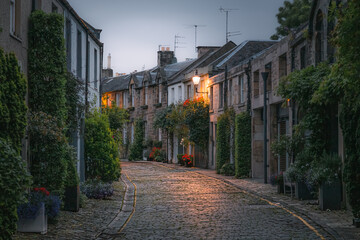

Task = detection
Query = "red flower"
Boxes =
[34,188,39,191]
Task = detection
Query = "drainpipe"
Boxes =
[245,60,252,114]
[85,33,89,113]
[261,72,269,184]
[99,43,104,109]
[224,64,228,110]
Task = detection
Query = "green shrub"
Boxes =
[64,145,79,187]
[153,141,163,148]
[29,111,68,195]
[216,111,231,173]
[0,139,31,239]
[177,154,184,165]
[129,119,145,161]
[85,110,120,182]
[220,163,235,176]
[0,48,27,149]
[235,112,251,178]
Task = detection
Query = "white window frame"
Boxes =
[10,0,15,35]
[178,85,182,101]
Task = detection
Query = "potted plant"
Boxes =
[64,146,80,212]
[285,149,316,200]
[182,154,193,167]
[271,172,284,194]
[309,152,342,210]
[17,188,61,233]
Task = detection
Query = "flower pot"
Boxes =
[277,182,284,194]
[64,185,80,212]
[353,218,360,228]
[17,203,47,234]
[295,182,315,200]
[319,181,342,210]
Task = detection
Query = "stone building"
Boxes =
[0,0,103,181]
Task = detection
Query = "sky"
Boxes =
[67,0,285,75]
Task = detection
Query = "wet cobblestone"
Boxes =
[119,162,332,239]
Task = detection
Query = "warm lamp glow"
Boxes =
[192,75,201,85]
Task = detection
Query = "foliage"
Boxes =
[0,48,27,149]
[153,141,163,148]
[103,105,129,132]
[64,145,79,187]
[285,148,313,183]
[149,147,161,161]
[156,150,167,163]
[29,111,68,195]
[85,109,120,182]
[328,0,360,219]
[129,119,145,161]
[177,154,185,165]
[235,112,251,178]
[216,110,232,173]
[308,152,341,186]
[271,0,312,40]
[28,10,67,126]
[0,139,31,239]
[65,72,84,138]
[183,97,210,151]
[278,63,331,157]
[80,180,114,199]
[270,172,284,185]
[220,163,235,176]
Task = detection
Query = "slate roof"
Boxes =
[215,40,277,69]
[101,75,130,94]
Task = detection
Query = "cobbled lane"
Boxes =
[117,162,332,240]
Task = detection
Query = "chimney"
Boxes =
[107,53,111,69]
[157,48,176,67]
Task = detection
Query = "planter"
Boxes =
[277,182,284,194]
[353,218,360,228]
[295,182,315,200]
[319,181,342,210]
[64,185,80,212]
[17,203,47,234]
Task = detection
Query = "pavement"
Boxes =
[14,160,360,239]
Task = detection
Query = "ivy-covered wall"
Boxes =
[216,110,231,173]
[235,112,251,178]
[129,119,145,161]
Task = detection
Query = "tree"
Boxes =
[271,0,312,40]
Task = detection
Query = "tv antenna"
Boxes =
[185,24,206,52]
[219,7,239,43]
[174,34,185,56]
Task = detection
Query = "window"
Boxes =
[240,76,245,104]
[144,87,148,105]
[52,3,58,13]
[178,86,182,101]
[131,84,135,107]
[186,84,192,99]
[279,54,287,78]
[65,19,71,71]
[123,91,128,108]
[158,85,162,103]
[229,79,232,105]
[171,87,175,104]
[253,70,259,97]
[210,86,213,110]
[123,127,127,143]
[219,82,224,108]
[116,93,120,106]
[200,80,205,98]
[300,47,306,69]
[265,62,272,92]
[32,0,42,10]
[315,10,323,66]
[10,0,21,36]
[77,30,82,79]
[94,49,98,89]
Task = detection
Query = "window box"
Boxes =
[127,107,135,111]
[154,103,162,108]
[141,105,148,109]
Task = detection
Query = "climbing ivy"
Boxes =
[28,11,67,126]
[235,112,251,178]
[0,48,27,149]
[216,109,233,173]
[128,119,145,161]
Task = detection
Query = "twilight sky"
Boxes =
[67,0,285,75]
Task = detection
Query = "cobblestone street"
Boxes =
[115,161,332,240]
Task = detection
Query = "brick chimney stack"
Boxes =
[157,48,176,67]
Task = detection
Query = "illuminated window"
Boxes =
[10,0,21,36]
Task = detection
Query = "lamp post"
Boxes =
[261,72,269,184]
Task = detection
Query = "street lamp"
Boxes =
[192,70,207,94]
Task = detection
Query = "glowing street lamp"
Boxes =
[192,70,206,94]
